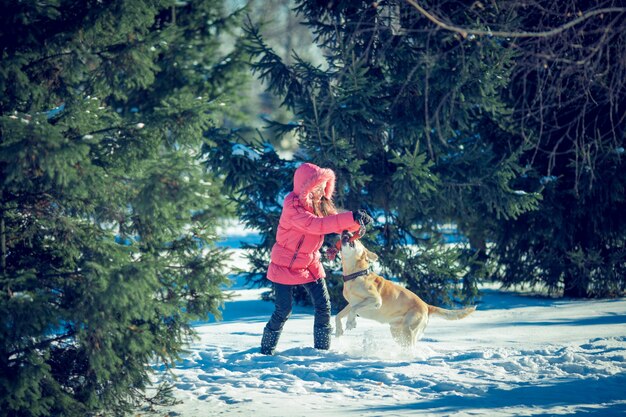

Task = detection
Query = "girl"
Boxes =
[260,162,371,355]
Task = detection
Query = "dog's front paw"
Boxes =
[335,317,344,337]
[346,317,357,331]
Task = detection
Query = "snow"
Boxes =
[144,245,626,416]
[231,144,260,160]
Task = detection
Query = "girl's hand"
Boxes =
[353,209,373,227]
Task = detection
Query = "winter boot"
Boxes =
[260,326,281,355]
[313,325,332,350]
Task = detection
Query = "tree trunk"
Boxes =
[563,274,589,298]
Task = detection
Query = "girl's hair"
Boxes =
[313,196,337,217]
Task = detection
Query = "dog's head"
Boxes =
[340,231,379,275]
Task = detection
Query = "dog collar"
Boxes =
[343,269,370,282]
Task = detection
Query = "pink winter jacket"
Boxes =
[267,163,360,285]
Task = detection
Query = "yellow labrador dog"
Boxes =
[335,231,476,348]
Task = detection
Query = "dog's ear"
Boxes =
[365,248,379,262]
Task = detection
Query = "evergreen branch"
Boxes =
[441,181,485,188]
[404,0,626,38]
[1,216,5,275]
[7,330,76,361]
[22,51,76,71]
[23,39,150,72]
[69,124,144,140]
[403,228,437,243]
[0,190,5,275]
[130,383,182,410]
[242,16,304,107]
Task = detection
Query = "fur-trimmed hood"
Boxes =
[293,163,336,212]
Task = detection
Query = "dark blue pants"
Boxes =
[266,279,331,332]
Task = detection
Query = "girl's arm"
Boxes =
[288,206,360,235]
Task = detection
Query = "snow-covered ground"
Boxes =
[146,246,626,417]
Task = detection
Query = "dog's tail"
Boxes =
[428,305,476,320]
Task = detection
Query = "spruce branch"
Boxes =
[0,190,5,275]
[132,382,182,411]
[7,330,77,361]
[69,123,146,140]
[404,0,626,38]
[23,39,151,72]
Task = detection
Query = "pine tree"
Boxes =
[481,0,626,297]
[0,1,249,415]
[209,0,539,308]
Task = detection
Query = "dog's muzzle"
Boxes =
[341,231,355,248]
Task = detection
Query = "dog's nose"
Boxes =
[341,230,352,246]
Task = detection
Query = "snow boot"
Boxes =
[260,326,281,355]
[314,325,332,350]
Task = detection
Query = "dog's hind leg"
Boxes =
[390,325,410,347]
[407,313,429,348]
[335,305,351,337]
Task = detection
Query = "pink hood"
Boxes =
[293,163,336,213]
